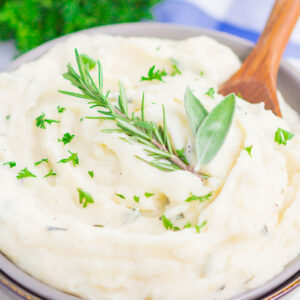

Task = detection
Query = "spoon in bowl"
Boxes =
[219,0,300,117]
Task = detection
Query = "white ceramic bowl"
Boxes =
[1,22,300,300]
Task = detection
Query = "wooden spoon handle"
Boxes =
[239,0,300,79]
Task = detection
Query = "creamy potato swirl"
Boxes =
[0,34,300,300]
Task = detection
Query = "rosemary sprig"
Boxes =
[59,50,203,179]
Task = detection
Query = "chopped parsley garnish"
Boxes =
[183,222,192,229]
[145,192,154,198]
[185,192,212,203]
[35,112,60,129]
[34,158,49,166]
[44,169,56,177]
[77,188,94,208]
[57,150,79,167]
[58,133,75,145]
[133,195,140,203]
[80,118,84,122]
[176,148,189,165]
[3,161,16,168]
[6,115,10,120]
[80,54,96,70]
[244,145,253,157]
[141,65,167,82]
[57,106,66,113]
[115,193,125,199]
[16,167,36,179]
[200,71,204,77]
[88,170,94,178]
[205,87,215,99]
[274,128,294,145]
[170,58,181,76]
[161,215,180,231]
[195,220,207,233]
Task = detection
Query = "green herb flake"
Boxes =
[183,222,192,229]
[141,65,167,82]
[57,150,79,167]
[34,158,49,166]
[88,170,94,178]
[77,188,94,208]
[145,192,154,198]
[58,133,75,145]
[244,145,253,157]
[44,169,56,177]
[170,58,182,76]
[274,128,294,145]
[133,195,140,203]
[205,87,215,99]
[115,193,126,199]
[35,112,60,129]
[80,54,96,70]
[195,220,207,233]
[200,71,204,77]
[6,115,10,120]
[57,106,66,113]
[185,192,212,203]
[80,118,84,122]
[3,161,16,168]
[161,215,174,230]
[16,167,36,179]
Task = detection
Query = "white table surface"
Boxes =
[0,40,299,300]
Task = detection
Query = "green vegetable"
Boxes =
[0,0,161,53]
[183,222,192,228]
[44,169,56,177]
[88,170,94,178]
[185,192,212,203]
[205,87,215,99]
[58,133,75,145]
[184,87,208,135]
[195,220,207,233]
[6,115,10,120]
[133,195,140,203]
[34,158,48,166]
[195,94,236,167]
[115,193,125,199]
[160,215,180,231]
[244,145,253,157]
[3,161,16,168]
[35,112,60,129]
[16,167,36,179]
[170,58,181,76]
[145,192,154,198]
[80,54,96,70]
[141,65,167,82]
[57,150,79,167]
[274,128,294,145]
[57,106,66,114]
[77,188,94,208]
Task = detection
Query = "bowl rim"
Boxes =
[1,21,300,300]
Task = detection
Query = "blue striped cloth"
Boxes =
[152,0,300,70]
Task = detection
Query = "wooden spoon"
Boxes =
[219,0,300,117]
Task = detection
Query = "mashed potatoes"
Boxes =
[0,34,300,300]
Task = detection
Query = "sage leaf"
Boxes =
[184,87,208,135]
[195,93,236,167]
